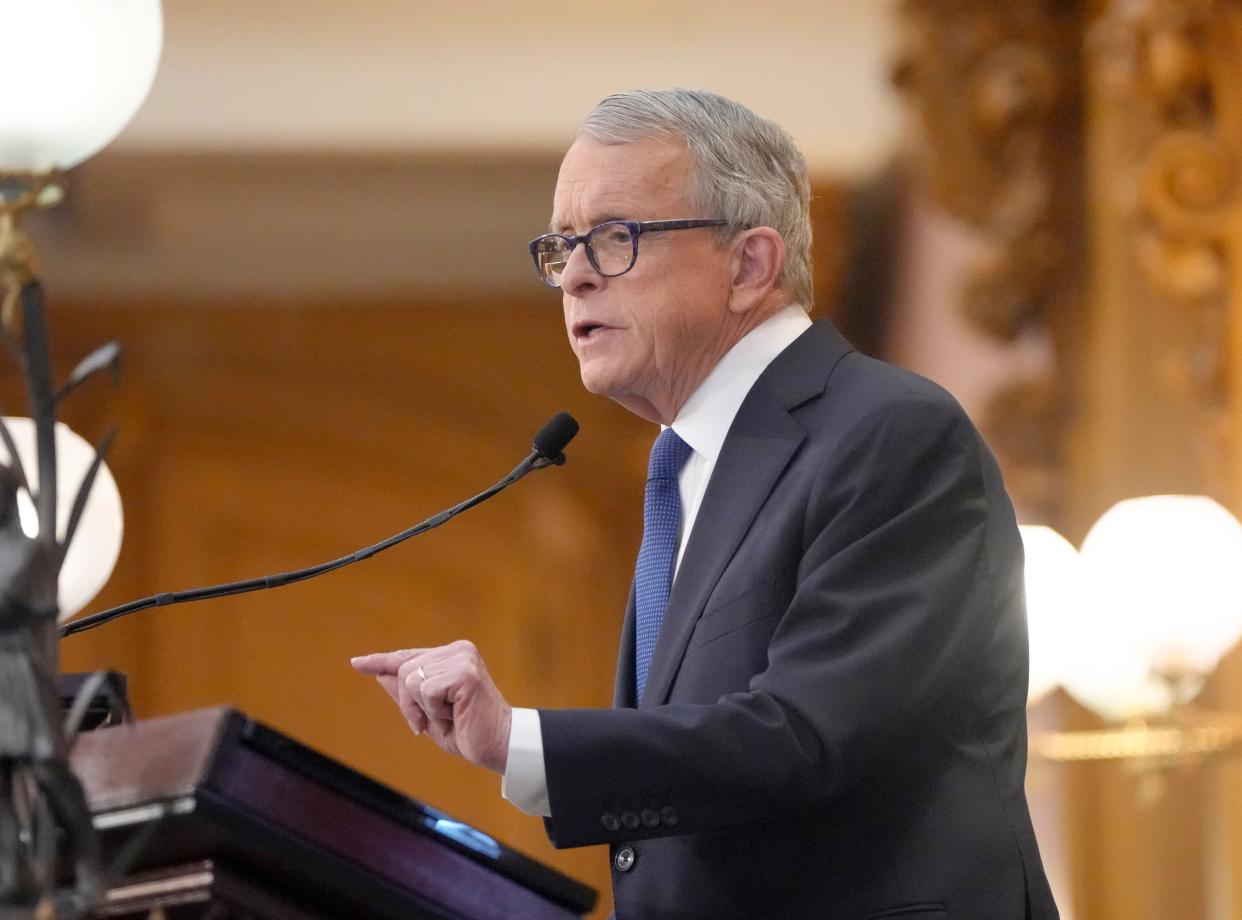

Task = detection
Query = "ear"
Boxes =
[727,227,787,316]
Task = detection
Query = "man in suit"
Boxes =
[352,89,1058,920]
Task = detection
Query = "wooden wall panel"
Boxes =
[4,300,658,918]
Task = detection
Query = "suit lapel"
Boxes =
[637,321,854,708]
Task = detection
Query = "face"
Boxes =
[551,136,740,424]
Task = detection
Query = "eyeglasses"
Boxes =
[528,218,727,288]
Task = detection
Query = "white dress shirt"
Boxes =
[501,305,813,816]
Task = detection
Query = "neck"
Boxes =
[617,298,793,425]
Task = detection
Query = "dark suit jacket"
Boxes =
[539,321,1059,920]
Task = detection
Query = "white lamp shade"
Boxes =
[1056,494,1242,720]
[1020,525,1082,705]
[1079,495,1242,679]
[0,0,163,171]
[0,417,123,621]
[1058,631,1180,722]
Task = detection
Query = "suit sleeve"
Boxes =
[538,393,1017,848]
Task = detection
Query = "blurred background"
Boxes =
[5,0,1242,917]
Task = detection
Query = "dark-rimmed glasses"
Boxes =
[529,218,727,288]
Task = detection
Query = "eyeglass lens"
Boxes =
[534,222,637,286]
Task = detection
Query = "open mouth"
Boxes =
[573,321,607,340]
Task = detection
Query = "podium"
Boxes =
[69,707,596,919]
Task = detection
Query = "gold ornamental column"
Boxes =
[1061,1,1240,917]
[894,0,1088,526]
[1084,5,1242,919]
[1078,0,1239,523]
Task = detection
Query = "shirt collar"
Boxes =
[668,305,813,462]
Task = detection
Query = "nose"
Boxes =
[559,243,604,298]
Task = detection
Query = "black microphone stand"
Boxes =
[61,414,577,639]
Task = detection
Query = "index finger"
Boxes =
[350,649,423,675]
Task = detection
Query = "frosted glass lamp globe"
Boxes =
[1080,495,1242,681]
[0,418,123,621]
[1059,495,1242,720]
[1020,525,1082,705]
[0,0,163,172]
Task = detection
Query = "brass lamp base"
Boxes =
[1035,709,1242,769]
[0,170,64,328]
[0,169,65,212]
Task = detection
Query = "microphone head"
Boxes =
[532,412,579,464]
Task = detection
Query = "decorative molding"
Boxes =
[894,0,1085,520]
[1090,0,1240,494]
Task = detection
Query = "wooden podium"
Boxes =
[69,708,596,919]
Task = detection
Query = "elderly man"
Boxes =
[353,89,1058,920]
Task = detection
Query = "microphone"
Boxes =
[60,413,580,638]
[514,411,579,474]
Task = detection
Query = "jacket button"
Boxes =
[614,845,636,873]
[660,806,679,827]
[640,808,660,828]
[620,810,640,830]
[600,813,620,832]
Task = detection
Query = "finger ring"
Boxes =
[416,666,427,681]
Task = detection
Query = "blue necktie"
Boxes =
[634,427,693,701]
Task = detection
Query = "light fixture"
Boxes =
[1020,525,1083,705]
[1079,495,1242,686]
[1032,496,1242,773]
[0,0,164,316]
[0,0,163,174]
[0,3,163,912]
[0,418,123,620]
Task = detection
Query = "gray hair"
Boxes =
[578,89,813,308]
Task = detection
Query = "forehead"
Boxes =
[551,136,694,230]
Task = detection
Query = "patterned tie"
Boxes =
[634,427,693,701]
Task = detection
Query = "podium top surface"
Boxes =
[71,706,596,920]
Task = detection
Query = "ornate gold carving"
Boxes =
[1092,0,1240,487]
[894,0,1084,519]
[977,376,1065,518]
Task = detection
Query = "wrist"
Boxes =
[489,705,513,774]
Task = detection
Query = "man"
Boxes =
[352,89,1058,920]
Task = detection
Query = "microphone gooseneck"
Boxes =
[60,413,580,638]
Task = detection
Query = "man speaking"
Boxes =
[352,89,1058,920]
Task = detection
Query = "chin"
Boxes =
[576,358,617,396]
[578,369,618,399]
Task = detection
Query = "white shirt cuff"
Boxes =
[501,707,551,817]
